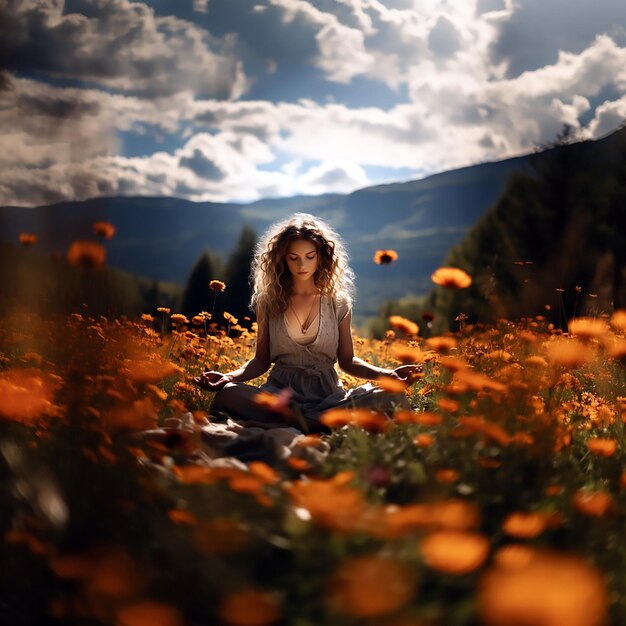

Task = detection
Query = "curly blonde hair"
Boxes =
[250,213,355,316]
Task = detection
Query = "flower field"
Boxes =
[2,303,626,625]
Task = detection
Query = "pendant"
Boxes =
[302,327,307,334]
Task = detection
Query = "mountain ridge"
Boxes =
[2,128,621,316]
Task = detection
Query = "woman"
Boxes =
[195,213,421,432]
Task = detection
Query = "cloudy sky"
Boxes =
[1,0,626,207]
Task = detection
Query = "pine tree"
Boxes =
[223,226,257,322]
[181,251,222,319]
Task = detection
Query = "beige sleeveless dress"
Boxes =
[259,295,409,422]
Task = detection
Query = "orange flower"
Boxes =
[373,249,399,265]
[19,232,37,246]
[67,240,106,269]
[320,408,388,433]
[167,509,199,525]
[492,544,535,570]
[93,221,116,240]
[605,338,626,363]
[116,602,184,626]
[414,433,433,447]
[572,490,613,517]
[438,356,467,372]
[587,437,617,457]
[0,368,57,424]
[81,548,147,600]
[326,554,415,618]
[170,313,189,325]
[437,398,459,413]
[173,465,216,484]
[479,550,607,626]
[195,518,249,555]
[435,468,460,483]
[217,588,281,626]
[287,457,312,472]
[102,397,160,431]
[209,279,226,292]
[389,315,419,336]
[384,499,480,537]
[453,370,507,393]
[610,310,626,331]
[224,311,238,324]
[378,375,407,393]
[421,530,489,575]
[49,553,95,580]
[394,410,443,426]
[525,355,548,368]
[501,512,549,539]
[431,267,472,288]
[456,416,511,446]
[544,338,595,367]
[391,345,425,364]
[123,358,182,384]
[425,336,457,353]
[286,472,387,534]
[253,389,293,418]
[568,317,609,340]
[510,431,534,446]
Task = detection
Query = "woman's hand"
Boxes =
[390,364,423,383]
[193,370,232,392]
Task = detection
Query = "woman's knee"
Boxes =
[211,382,253,415]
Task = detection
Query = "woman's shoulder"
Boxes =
[330,292,352,323]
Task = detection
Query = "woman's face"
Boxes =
[285,238,318,282]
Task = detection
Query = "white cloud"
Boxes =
[269,0,376,83]
[0,0,246,98]
[587,97,626,138]
[3,0,626,206]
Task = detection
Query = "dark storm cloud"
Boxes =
[0,0,244,98]
[490,0,626,78]
[179,149,226,181]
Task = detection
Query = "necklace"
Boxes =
[289,295,318,334]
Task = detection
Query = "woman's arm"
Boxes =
[337,311,422,382]
[195,304,271,390]
[337,310,394,379]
